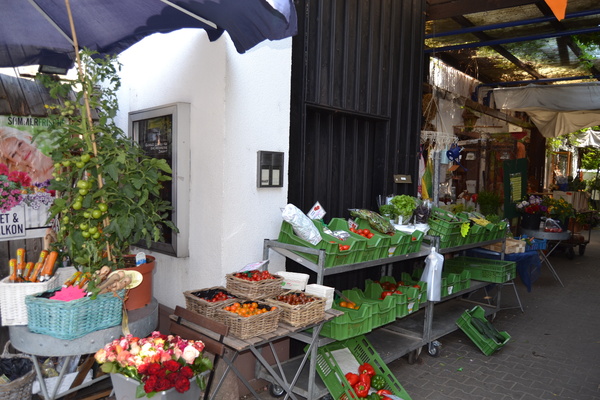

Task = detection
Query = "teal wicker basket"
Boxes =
[25,289,124,340]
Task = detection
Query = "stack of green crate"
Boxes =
[314,335,413,400]
[411,268,470,298]
[329,218,391,261]
[277,221,367,267]
[360,283,401,326]
[320,298,374,340]
[427,207,466,248]
[444,256,516,283]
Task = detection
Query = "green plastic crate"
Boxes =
[364,279,409,319]
[358,284,399,327]
[456,305,511,356]
[331,218,391,261]
[314,335,413,400]
[413,268,471,298]
[371,276,421,316]
[277,221,366,267]
[399,272,427,304]
[444,256,516,283]
[320,299,374,340]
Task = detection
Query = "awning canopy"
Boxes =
[492,83,600,138]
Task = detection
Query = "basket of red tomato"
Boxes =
[184,286,238,319]
[225,270,285,300]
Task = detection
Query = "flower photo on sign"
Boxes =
[0,163,31,213]
[94,331,212,398]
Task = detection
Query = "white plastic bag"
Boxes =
[282,204,322,245]
[420,247,444,302]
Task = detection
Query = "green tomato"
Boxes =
[92,232,101,239]
[83,211,91,219]
[62,160,71,167]
[53,162,62,169]
[98,203,108,212]
[81,231,91,238]
[79,223,89,231]
[88,226,98,234]
[80,154,91,163]
[79,188,89,196]
[72,201,82,210]
[62,216,70,224]
[92,209,102,219]
[75,161,85,169]
[77,180,88,189]
[75,195,84,203]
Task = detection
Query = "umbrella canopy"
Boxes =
[1,0,297,70]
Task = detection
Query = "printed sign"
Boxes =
[0,206,26,239]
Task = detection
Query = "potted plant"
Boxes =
[95,331,212,399]
[476,190,503,217]
[35,51,177,298]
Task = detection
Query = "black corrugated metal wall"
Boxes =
[288,0,427,221]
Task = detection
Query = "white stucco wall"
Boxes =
[113,29,290,309]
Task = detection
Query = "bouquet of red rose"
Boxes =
[94,331,212,397]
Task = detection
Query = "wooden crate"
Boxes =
[484,238,525,254]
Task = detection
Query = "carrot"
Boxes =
[39,250,58,282]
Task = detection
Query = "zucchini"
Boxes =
[470,317,502,344]
[482,318,507,343]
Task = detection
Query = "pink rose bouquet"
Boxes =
[94,331,212,397]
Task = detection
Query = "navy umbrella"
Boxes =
[1,0,297,70]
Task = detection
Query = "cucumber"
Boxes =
[482,318,507,343]
[470,317,502,344]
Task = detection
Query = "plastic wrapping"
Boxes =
[349,209,396,234]
[420,247,444,302]
[282,204,322,245]
[544,218,563,233]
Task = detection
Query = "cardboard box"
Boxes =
[276,271,310,291]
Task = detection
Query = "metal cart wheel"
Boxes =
[566,246,575,260]
[428,341,442,357]
[269,383,285,398]
[579,244,586,256]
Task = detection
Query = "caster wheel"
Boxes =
[269,384,285,398]
[579,245,586,256]
[566,247,575,260]
[428,341,441,357]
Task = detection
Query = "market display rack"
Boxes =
[261,234,509,399]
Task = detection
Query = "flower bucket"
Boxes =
[122,255,155,311]
[110,373,201,400]
[520,214,541,230]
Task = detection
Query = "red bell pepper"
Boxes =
[345,372,360,386]
[353,382,370,398]
[377,389,392,396]
[359,372,371,386]
[359,362,376,376]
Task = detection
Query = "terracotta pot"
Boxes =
[110,373,201,400]
[122,255,155,311]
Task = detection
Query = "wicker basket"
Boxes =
[217,302,281,339]
[184,286,238,319]
[266,291,326,327]
[225,273,285,300]
[0,342,35,400]
[25,289,124,340]
[0,275,61,326]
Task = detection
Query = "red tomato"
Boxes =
[367,233,374,239]
[363,229,371,234]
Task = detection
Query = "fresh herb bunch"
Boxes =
[35,51,178,275]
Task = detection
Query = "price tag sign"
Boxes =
[0,206,26,239]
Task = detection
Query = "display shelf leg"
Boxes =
[248,346,299,400]
[538,245,565,287]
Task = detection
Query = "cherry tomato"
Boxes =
[92,209,102,219]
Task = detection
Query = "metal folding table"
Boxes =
[520,228,571,287]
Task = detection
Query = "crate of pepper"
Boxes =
[266,291,326,328]
[314,335,413,400]
[184,286,238,319]
[225,270,285,300]
[217,300,281,339]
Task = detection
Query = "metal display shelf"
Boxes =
[262,235,509,396]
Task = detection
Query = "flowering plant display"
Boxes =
[94,331,213,398]
[544,197,575,221]
[515,195,548,215]
[0,163,32,213]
